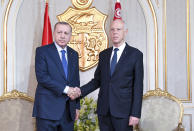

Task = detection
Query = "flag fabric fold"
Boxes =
[42,2,53,46]
[113,0,122,20]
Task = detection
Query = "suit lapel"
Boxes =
[112,43,129,76]
[48,43,66,79]
[67,46,74,81]
[106,47,113,78]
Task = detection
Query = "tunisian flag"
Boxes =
[42,2,53,46]
[113,0,122,20]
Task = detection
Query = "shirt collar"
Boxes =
[112,42,126,52]
[54,42,67,52]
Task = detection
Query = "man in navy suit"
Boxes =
[32,22,80,131]
[70,19,143,131]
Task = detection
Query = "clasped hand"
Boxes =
[67,87,81,100]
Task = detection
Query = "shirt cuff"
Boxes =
[63,86,69,94]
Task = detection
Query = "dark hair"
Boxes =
[54,22,72,32]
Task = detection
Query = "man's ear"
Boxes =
[125,29,128,34]
[124,29,128,38]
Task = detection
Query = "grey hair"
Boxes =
[111,19,128,31]
[54,21,72,32]
[122,20,128,31]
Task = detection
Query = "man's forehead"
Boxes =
[111,23,123,29]
[111,26,122,29]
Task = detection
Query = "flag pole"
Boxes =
[42,0,53,45]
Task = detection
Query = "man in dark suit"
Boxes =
[70,19,143,131]
[32,22,80,131]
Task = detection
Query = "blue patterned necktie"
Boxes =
[110,48,119,76]
[61,50,68,78]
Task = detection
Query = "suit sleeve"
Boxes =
[75,52,81,109]
[35,47,64,96]
[80,53,102,97]
[131,52,144,118]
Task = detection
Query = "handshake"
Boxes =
[67,87,81,100]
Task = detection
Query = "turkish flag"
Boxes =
[42,2,53,46]
[113,1,122,20]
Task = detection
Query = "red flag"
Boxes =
[42,2,53,46]
[113,0,122,20]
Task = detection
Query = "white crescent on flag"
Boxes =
[113,0,122,20]
[115,8,121,18]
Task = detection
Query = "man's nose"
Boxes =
[60,34,65,38]
[113,31,118,34]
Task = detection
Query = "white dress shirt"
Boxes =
[110,42,126,63]
[54,42,69,94]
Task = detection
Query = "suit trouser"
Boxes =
[98,112,133,131]
[36,107,74,131]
